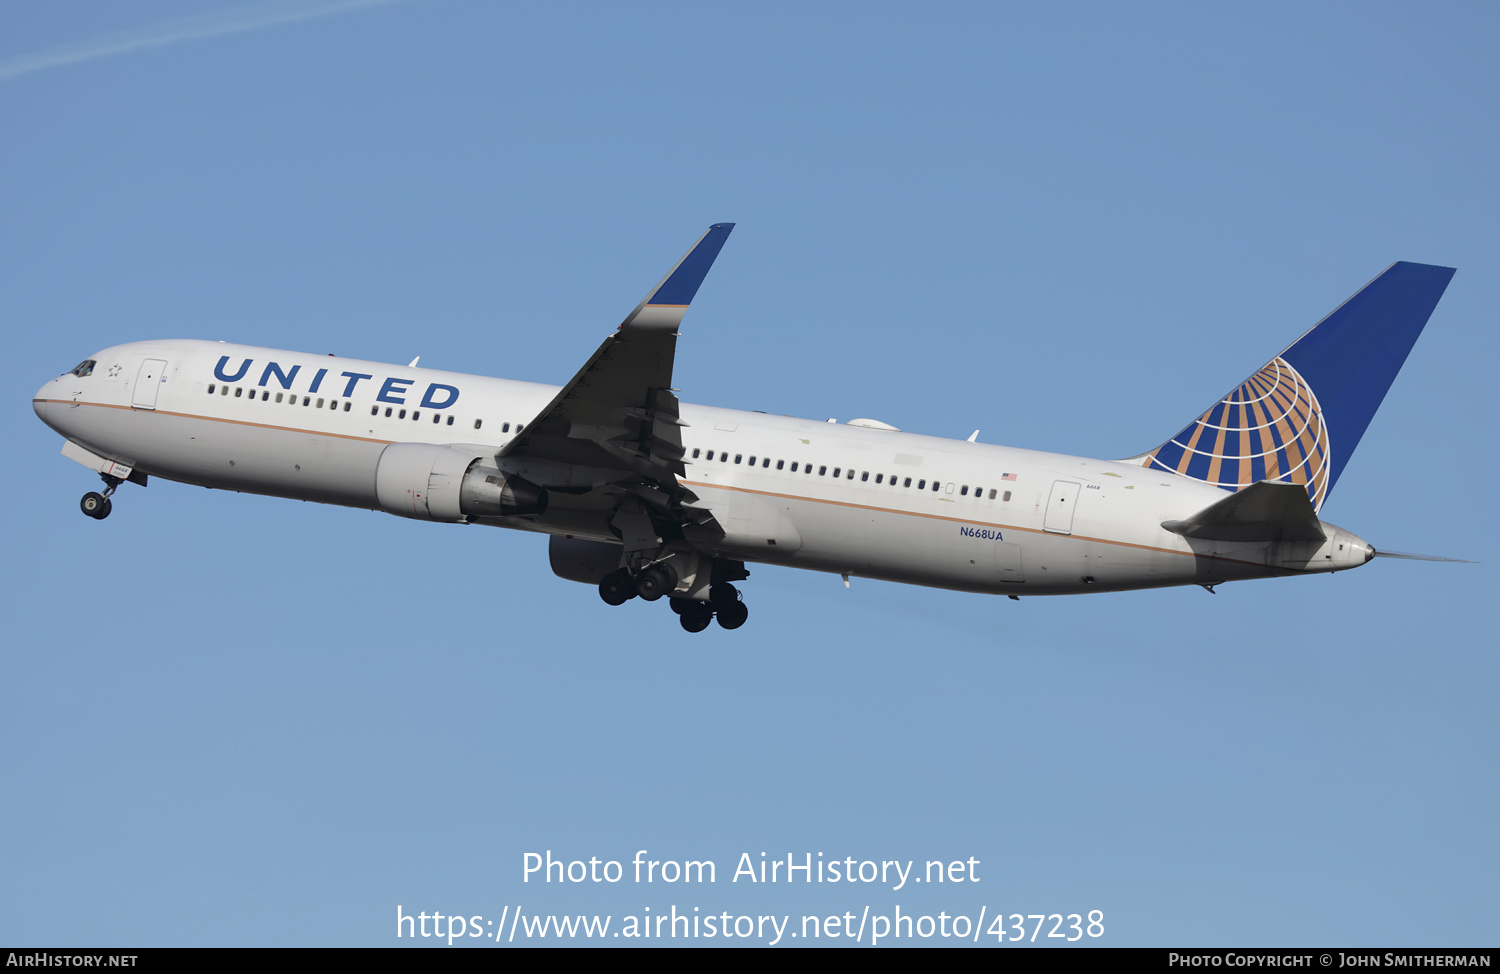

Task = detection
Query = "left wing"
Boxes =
[499,223,734,483]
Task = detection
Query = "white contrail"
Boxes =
[0,0,409,83]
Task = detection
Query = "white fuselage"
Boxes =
[35,340,1370,596]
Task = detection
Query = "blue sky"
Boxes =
[3,0,1496,947]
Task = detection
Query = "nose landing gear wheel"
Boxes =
[80,492,111,519]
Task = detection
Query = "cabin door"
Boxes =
[132,358,167,409]
[1043,480,1080,535]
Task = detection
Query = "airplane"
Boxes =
[33,224,1460,632]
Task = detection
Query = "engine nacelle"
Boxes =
[375,443,548,521]
[548,536,622,584]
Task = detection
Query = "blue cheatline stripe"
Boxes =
[648,223,735,307]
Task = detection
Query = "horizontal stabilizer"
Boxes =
[1162,480,1325,542]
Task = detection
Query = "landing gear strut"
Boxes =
[79,474,123,520]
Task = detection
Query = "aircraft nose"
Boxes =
[34,377,60,426]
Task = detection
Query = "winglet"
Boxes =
[620,223,735,332]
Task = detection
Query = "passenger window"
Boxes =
[918,479,925,489]
[721,452,729,462]
[503,422,511,432]
[875,474,883,484]
[790,462,797,472]
[345,402,352,412]
[776,460,785,470]
[446,415,454,426]
[904,477,912,488]
[831,467,839,477]
[221,385,229,396]
[861,472,869,482]
[235,388,243,398]
[819,466,827,476]
[475,419,482,429]
[398,409,406,419]
[805,464,813,474]
[961,485,969,495]
[1003,490,1011,502]
[303,397,311,406]
[277,393,285,403]
[748,456,756,465]
[734,454,742,464]
[412,411,420,421]
[517,424,524,432]
[208,384,216,394]
[317,398,325,408]
[371,406,378,416]
[261,391,269,401]
[934,482,941,492]
[847,469,855,480]
[762,458,770,468]
[432,413,440,423]
[692,448,701,459]
[707,450,715,461]
[989,489,997,499]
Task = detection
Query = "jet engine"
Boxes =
[374,443,547,521]
[548,536,622,584]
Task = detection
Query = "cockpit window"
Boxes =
[69,359,96,377]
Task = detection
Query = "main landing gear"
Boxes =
[597,567,750,633]
[79,474,123,520]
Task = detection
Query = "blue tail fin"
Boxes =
[1127,262,1455,511]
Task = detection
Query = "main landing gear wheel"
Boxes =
[635,564,679,602]
[677,603,714,633]
[598,569,637,606]
[715,600,749,630]
[80,492,111,520]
